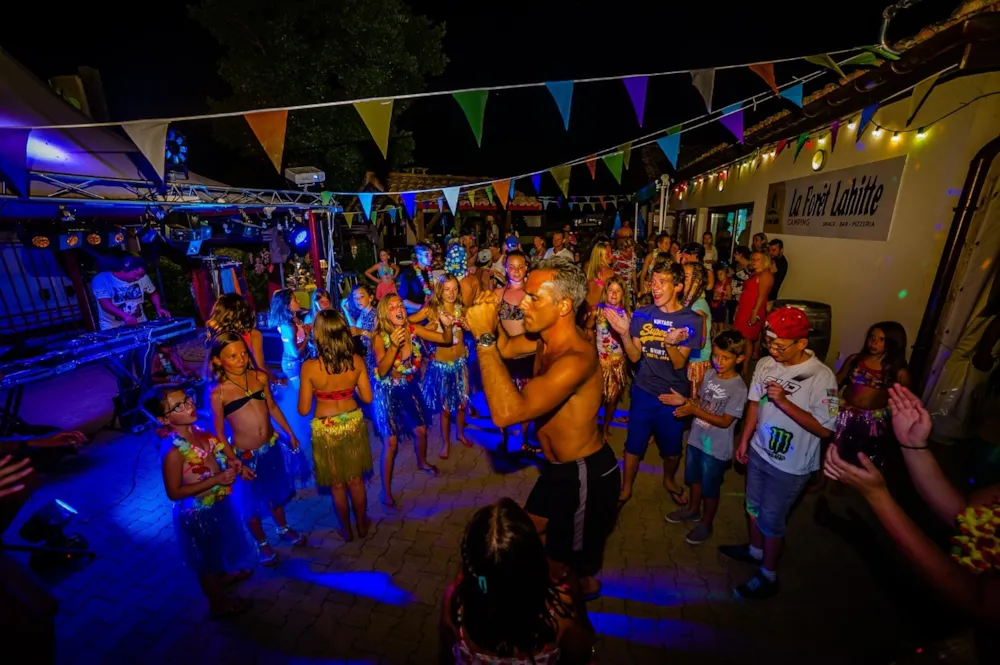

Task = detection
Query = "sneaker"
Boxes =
[733,570,780,600]
[685,523,713,545]
[718,543,763,565]
[665,508,701,524]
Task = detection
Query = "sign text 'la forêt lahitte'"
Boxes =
[763,156,906,241]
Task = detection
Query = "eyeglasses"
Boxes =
[766,340,796,354]
[166,391,196,414]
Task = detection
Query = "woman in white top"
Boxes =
[702,231,719,266]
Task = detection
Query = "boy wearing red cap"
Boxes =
[719,306,838,599]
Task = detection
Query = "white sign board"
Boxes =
[763,156,906,241]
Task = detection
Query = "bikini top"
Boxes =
[315,387,355,401]
[498,287,524,322]
[223,389,266,417]
[849,359,885,390]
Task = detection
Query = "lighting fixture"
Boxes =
[811,150,827,172]
[917,128,928,139]
[717,177,725,192]
[818,136,826,146]
[892,132,901,143]
[86,233,102,246]
[139,224,160,244]
[872,127,883,138]
[762,153,769,161]
[848,120,857,130]
[31,235,51,248]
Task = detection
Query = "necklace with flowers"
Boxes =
[380,325,422,383]
[596,305,625,359]
[415,267,433,300]
[168,428,233,509]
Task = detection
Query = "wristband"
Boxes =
[899,443,930,450]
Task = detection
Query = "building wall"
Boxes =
[669,72,1000,365]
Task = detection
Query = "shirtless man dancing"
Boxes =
[466,256,620,598]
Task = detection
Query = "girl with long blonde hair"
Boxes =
[585,241,616,313]
[586,276,631,442]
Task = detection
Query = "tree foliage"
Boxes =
[191,0,447,189]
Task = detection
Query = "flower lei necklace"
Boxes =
[169,429,232,509]
[415,268,433,299]
[381,325,422,382]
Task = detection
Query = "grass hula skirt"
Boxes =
[310,409,374,486]
[422,355,470,413]
[234,432,312,516]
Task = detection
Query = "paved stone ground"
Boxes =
[5,364,976,665]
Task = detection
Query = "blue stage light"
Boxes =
[291,224,309,249]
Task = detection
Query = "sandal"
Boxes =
[222,569,254,586]
[667,487,690,507]
[257,542,280,567]
[210,598,252,620]
[277,527,307,547]
[417,464,440,477]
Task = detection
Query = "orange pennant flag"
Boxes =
[492,179,512,210]
[585,155,597,179]
[749,63,779,96]
[597,195,606,209]
[245,110,288,173]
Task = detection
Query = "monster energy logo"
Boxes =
[767,427,793,455]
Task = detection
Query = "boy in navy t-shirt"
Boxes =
[605,262,702,506]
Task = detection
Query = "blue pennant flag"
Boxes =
[656,133,680,169]
[612,212,622,235]
[780,83,804,108]
[400,192,416,218]
[358,192,374,219]
[857,104,879,142]
[531,173,542,193]
[545,81,574,131]
[388,208,397,222]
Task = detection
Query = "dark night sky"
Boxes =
[0,0,959,194]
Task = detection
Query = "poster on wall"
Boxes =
[763,156,906,241]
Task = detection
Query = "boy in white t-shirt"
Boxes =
[718,307,838,600]
[90,255,170,330]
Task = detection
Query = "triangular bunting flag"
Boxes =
[442,186,461,214]
[401,192,416,218]
[320,191,333,206]
[601,153,624,184]
[531,173,542,194]
[907,72,941,127]
[690,69,715,111]
[775,138,790,158]
[484,185,494,206]
[123,121,169,182]
[612,212,621,235]
[857,104,878,142]
[656,133,680,169]
[830,120,841,153]
[843,52,879,68]
[748,63,779,96]
[452,90,489,146]
[0,129,30,196]
[597,195,606,210]
[805,54,846,80]
[245,110,288,173]
[779,83,803,108]
[468,189,476,208]
[621,143,632,169]
[388,208,397,222]
[437,197,444,211]
[493,179,512,209]
[622,76,648,127]
[719,104,744,143]
[545,81,574,131]
[549,165,572,197]
[585,156,597,179]
[343,212,355,228]
[353,99,393,159]
[793,133,809,161]
[864,46,900,61]
[358,192,374,219]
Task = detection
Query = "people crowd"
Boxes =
[114,218,998,662]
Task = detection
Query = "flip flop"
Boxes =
[417,464,440,477]
[667,487,690,507]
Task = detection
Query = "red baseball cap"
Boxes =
[765,307,811,340]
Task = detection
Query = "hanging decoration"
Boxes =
[842,52,880,68]
[320,191,333,206]
[467,189,476,207]
[343,212,355,228]
[779,83,804,108]
[804,54,846,80]
[621,143,633,169]
[598,195,606,209]
[484,185,495,206]
[545,81,574,131]
[622,76,649,127]
[585,155,598,179]
[244,110,288,173]
[830,120,841,153]
[719,104,744,143]
[401,192,417,218]
[775,138,790,158]
[749,63,779,96]
[690,69,715,111]
[531,172,542,193]
[793,133,809,161]
[442,186,461,214]
[388,208,398,223]
[657,133,680,169]
[452,90,489,146]
[358,192,374,219]
[602,152,624,184]
[353,99,394,158]
[857,104,879,142]
[907,72,942,127]
[123,121,169,182]
[493,179,512,209]
[549,164,572,197]
[612,212,622,235]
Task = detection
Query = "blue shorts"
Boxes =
[683,445,730,500]
[745,449,811,538]
[624,385,688,459]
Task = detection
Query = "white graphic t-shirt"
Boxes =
[91,272,155,330]
[748,352,839,476]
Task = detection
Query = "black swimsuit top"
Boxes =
[223,390,266,417]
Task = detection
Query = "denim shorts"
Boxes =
[683,445,730,500]
[624,385,688,458]
[745,449,811,538]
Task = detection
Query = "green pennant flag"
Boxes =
[452,90,489,147]
[602,152,624,184]
[549,165,572,197]
[805,54,846,80]
[320,191,333,206]
[485,185,494,206]
[793,133,809,161]
[621,143,632,169]
[864,46,900,61]
[843,52,879,68]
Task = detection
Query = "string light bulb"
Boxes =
[848,119,857,130]
[762,152,769,160]
[872,127,883,138]
[818,136,826,146]
[917,127,928,139]
[891,132,901,143]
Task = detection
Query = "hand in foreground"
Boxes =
[289,436,301,452]
[123,314,139,326]
[389,326,409,348]
[604,308,631,336]
[157,307,172,319]
[888,384,931,448]
[216,467,238,486]
[735,441,749,465]
[438,311,455,329]
[764,381,790,406]
[673,399,696,418]
[239,465,256,481]
[466,292,500,338]
[33,431,87,449]
[664,327,689,346]
[0,456,33,498]
[823,444,886,500]
[658,389,687,407]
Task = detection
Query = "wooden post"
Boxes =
[306,210,323,287]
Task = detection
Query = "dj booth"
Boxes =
[0,318,197,436]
